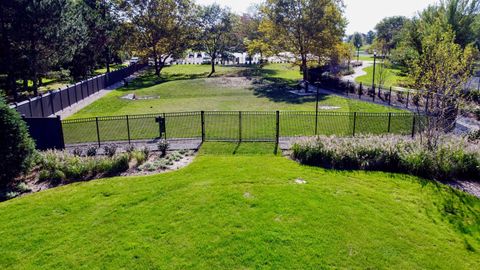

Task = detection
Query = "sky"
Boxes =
[195,0,439,35]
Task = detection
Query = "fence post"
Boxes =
[126,115,131,144]
[28,98,33,117]
[411,114,416,138]
[49,91,55,115]
[388,87,392,105]
[86,79,90,96]
[96,117,101,147]
[238,111,242,142]
[80,82,84,100]
[66,85,71,106]
[358,82,362,99]
[163,113,167,140]
[40,94,45,117]
[406,91,410,109]
[59,89,64,110]
[352,112,357,137]
[96,76,100,92]
[387,112,392,133]
[276,111,280,144]
[201,111,205,142]
[372,84,376,102]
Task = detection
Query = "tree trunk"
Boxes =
[154,57,160,77]
[23,78,28,91]
[209,57,216,77]
[105,47,110,73]
[302,56,309,92]
[32,74,38,96]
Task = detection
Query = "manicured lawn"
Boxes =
[0,143,479,269]
[355,64,410,88]
[70,64,403,119]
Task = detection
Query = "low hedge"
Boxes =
[291,135,480,182]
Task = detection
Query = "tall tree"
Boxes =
[121,0,196,76]
[197,4,235,76]
[409,19,477,146]
[374,16,408,53]
[352,32,363,61]
[365,30,375,44]
[261,0,346,89]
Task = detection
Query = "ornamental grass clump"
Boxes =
[38,150,132,184]
[291,135,480,182]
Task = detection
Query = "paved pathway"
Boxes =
[343,61,372,82]
[53,69,146,119]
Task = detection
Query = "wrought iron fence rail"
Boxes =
[62,111,424,146]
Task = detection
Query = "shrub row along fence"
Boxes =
[318,77,441,113]
[11,63,147,118]
[62,111,424,146]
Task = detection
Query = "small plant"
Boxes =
[157,140,169,157]
[125,144,135,153]
[103,144,118,157]
[72,147,83,157]
[467,129,480,142]
[86,145,98,157]
[142,146,150,157]
[5,191,19,199]
[16,182,31,193]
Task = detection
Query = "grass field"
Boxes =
[69,64,404,119]
[0,143,479,269]
[355,64,409,88]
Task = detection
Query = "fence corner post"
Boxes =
[126,115,131,144]
[201,111,205,142]
[95,117,101,147]
[275,111,280,145]
[352,112,357,137]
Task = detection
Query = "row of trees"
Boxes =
[0,0,128,98]
[1,0,348,99]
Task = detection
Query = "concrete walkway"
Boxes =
[53,69,146,119]
[343,60,372,82]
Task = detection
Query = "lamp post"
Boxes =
[372,51,377,97]
[357,46,360,62]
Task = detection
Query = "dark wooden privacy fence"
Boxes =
[11,63,147,118]
[61,111,424,147]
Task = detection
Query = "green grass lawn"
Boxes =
[70,64,403,119]
[0,143,479,269]
[355,64,410,88]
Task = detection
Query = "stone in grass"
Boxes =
[295,178,307,184]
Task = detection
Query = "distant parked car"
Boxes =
[129,57,140,65]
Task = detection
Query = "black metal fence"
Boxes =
[62,111,423,146]
[11,63,147,118]
[317,77,441,113]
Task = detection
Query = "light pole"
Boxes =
[372,51,377,96]
[357,46,360,62]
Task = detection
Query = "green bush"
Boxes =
[292,135,480,182]
[38,150,132,184]
[0,96,36,187]
[157,140,169,157]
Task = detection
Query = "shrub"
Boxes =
[72,147,83,157]
[37,150,132,184]
[16,182,31,193]
[291,135,480,182]
[103,144,118,157]
[125,144,135,153]
[142,146,150,157]
[0,96,36,187]
[467,129,480,142]
[130,150,147,165]
[86,145,98,157]
[157,140,169,157]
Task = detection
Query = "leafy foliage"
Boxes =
[292,135,480,182]
[0,96,36,187]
